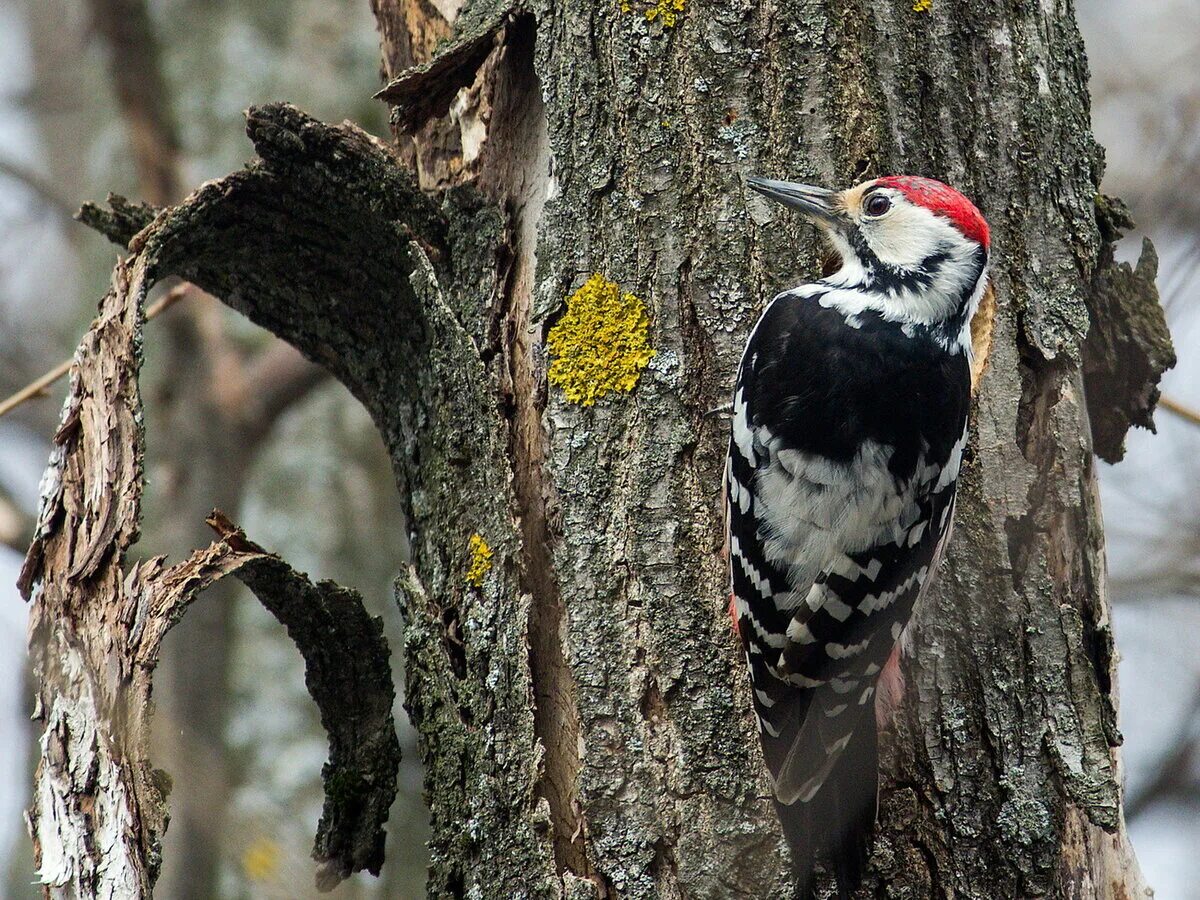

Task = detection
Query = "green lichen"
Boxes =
[546,273,656,406]
[465,533,493,587]
[620,0,686,29]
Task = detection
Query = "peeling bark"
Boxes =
[36,0,1177,894]
[81,4,336,893]
[1082,196,1175,463]
[82,103,555,897]
[21,245,400,897]
[376,18,507,131]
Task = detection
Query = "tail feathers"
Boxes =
[776,798,818,899]
[827,711,878,896]
[774,712,879,899]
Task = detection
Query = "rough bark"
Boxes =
[81,1,331,887]
[1081,196,1175,463]
[20,235,400,897]
[33,0,1177,895]
[366,0,1171,896]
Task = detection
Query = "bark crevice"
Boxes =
[479,16,603,892]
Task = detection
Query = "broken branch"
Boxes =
[75,103,449,429]
[21,164,402,891]
[207,512,400,887]
[1083,199,1177,461]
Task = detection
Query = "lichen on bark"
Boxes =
[368,0,1161,894]
[29,0,1170,893]
[545,273,656,406]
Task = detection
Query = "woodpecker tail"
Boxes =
[772,710,879,899]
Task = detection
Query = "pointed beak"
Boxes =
[746,177,846,229]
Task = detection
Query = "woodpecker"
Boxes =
[726,174,989,897]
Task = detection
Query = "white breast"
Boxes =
[752,434,928,606]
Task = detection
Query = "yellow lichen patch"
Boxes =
[465,533,493,587]
[546,273,656,406]
[912,0,932,11]
[621,0,687,29]
[241,836,281,883]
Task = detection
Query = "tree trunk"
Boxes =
[365,0,1165,896]
[25,0,1173,896]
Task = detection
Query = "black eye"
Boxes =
[864,193,892,217]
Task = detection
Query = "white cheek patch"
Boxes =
[816,203,986,340]
[864,204,950,268]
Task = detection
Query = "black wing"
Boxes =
[726,290,970,893]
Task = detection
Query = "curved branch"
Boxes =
[79,103,450,429]
[21,195,402,892]
[207,511,400,888]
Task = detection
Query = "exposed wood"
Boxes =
[20,248,400,897]
[375,17,509,132]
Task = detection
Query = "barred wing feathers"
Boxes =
[725,289,970,894]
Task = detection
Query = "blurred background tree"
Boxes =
[0,0,1196,897]
[1079,2,1200,896]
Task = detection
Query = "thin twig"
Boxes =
[0,156,78,221]
[0,285,190,419]
[1160,395,1200,428]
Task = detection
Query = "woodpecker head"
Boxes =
[747,174,990,339]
